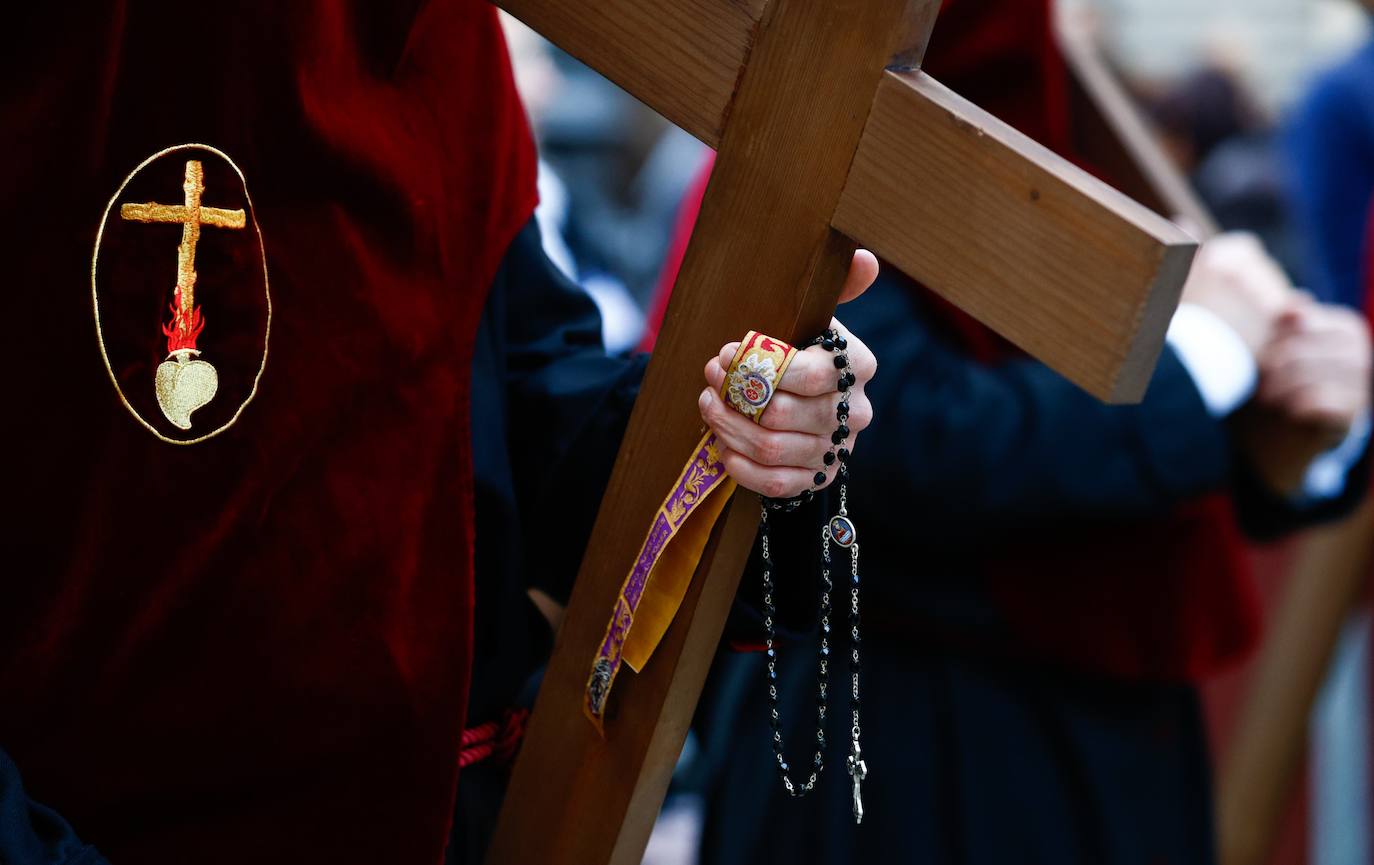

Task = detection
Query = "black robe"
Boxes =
[698,274,1369,865]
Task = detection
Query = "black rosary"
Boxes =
[757,327,867,824]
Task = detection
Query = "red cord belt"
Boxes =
[458,708,530,769]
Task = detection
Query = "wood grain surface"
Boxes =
[496,0,763,146]
[833,71,1196,402]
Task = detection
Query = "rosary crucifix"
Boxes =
[847,741,868,824]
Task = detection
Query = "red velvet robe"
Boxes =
[0,3,536,863]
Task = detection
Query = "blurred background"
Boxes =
[500,3,1374,863]
[1083,0,1367,113]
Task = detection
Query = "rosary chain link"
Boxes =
[758,328,865,815]
[759,506,832,796]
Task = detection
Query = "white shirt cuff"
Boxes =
[1166,302,1259,417]
[1301,412,1371,502]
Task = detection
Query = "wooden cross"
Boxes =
[488,2,1196,863]
[121,160,246,316]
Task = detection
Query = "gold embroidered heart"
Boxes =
[155,353,219,430]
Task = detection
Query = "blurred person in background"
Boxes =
[1284,0,1374,309]
[501,15,707,353]
[1149,66,1305,275]
[651,2,1374,863]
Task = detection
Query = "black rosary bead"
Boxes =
[823,452,836,466]
[837,447,850,463]
[836,424,850,440]
[833,354,848,369]
[814,471,827,486]
[821,337,835,351]
[835,335,848,350]
[837,377,850,392]
[831,429,846,445]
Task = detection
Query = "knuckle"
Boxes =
[758,436,786,467]
[762,476,790,500]
[703,399,723,427]
[760,399,791,430]
[855,346,877,381]
[850,397,874,431]
[809,362,832,394]
[721,451,742,476]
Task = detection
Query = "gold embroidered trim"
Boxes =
[91,143,272,445]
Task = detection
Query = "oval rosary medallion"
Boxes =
[828,514,856,547]
[92,143,271,445]
[741,371,772,408]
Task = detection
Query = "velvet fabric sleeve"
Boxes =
[484,219,647,605]
[0,749,107,865]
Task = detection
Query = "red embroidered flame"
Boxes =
[162,286,206,353]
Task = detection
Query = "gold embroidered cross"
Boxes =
[120,160,246,313]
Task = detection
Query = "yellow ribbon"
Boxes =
[584,332,799,728]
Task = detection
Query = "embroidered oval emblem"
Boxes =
[740,371,772,408]
[828,514,857,548]
[92,143,270,445]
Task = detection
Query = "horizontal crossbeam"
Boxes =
[497,0,1194,402]
[120,203,246,228]
[833,71,1195,401]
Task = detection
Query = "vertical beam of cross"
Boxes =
[120,160,246,317]
[487,2,938,863]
